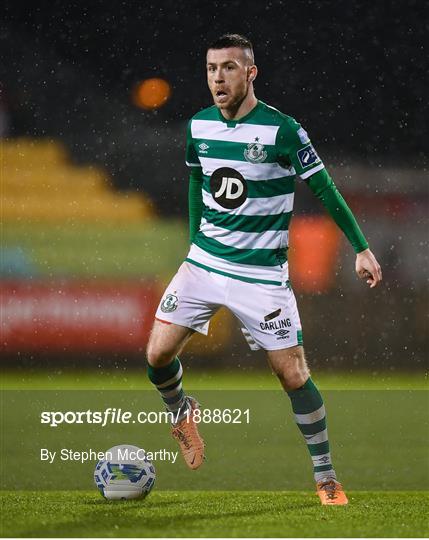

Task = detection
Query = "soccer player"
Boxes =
[146,34,382,505]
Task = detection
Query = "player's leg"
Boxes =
[266,344,309,391]
[227,278,347,504]
[267,346,337,483]
[146,262,221,469]
[147,262,215,417]
[146,320,205,469]
[267,347,347,504]
[146,319,194,420]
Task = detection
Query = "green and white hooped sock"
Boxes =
[147,356,188,423]
[287,377,337,482]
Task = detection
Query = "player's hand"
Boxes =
[355,248,382,288]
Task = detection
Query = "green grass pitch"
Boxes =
[1,491,428,537]
[1,369,428,537]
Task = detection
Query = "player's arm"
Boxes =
[188,167,203,243]
[277,118,382,288]
[307,168,367,253]
[185,119,203,243]
[307,169,382,287]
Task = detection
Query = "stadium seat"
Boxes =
[2,138,154,222]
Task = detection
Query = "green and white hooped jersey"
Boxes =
[185,100,325,286]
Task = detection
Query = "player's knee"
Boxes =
[277,349,310,390]
[282,367,310,391]
[145,342,175,368]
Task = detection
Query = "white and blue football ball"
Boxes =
[94,444,156,500]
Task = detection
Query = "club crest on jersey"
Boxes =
[161,294,178,313]
[244,137,267,163]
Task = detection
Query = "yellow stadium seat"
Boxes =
[2,167,106,196]
[2,193,154,223]
[2,138,68,167]
[1,138,155,223]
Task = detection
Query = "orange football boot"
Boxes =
[171,397,205,470]
[316,479,349,505]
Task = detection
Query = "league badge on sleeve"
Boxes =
[297,144,321,169]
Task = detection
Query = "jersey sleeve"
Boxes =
[185,119,202,168]
[276,117,325,180]
[307,169,369,253]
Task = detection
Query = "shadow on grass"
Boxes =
[19,493,314,538]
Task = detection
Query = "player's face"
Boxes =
[206,47,256,110]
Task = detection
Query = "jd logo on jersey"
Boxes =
[210,167,248,209]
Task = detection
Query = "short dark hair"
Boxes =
[207,33,254,61]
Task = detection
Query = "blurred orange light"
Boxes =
[133,78,171,110]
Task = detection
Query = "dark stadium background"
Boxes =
[1,0,427,369]
[1,3,428,538]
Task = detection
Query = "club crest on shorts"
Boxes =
[161,294,178,313]
[244,138,267,163]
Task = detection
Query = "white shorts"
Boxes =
[155,262,303,351]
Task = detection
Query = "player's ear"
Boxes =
[248,65,258,83]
